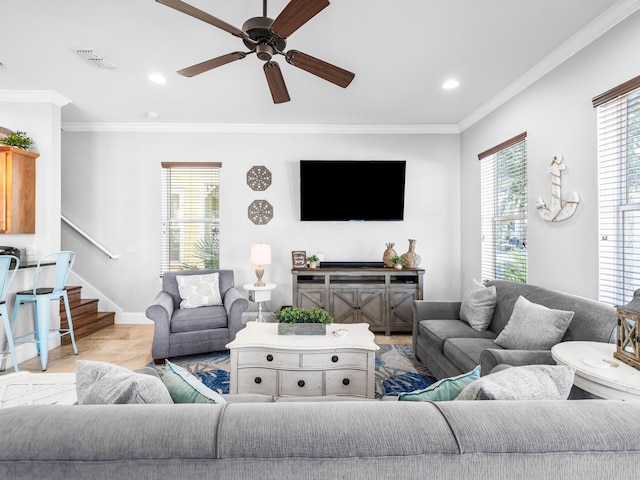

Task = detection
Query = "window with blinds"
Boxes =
[479,133,528,283]
[595,76,640,306]
[161,162,221,273]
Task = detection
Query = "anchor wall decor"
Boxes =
[536,154,580,222]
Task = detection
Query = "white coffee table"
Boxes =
[551,341,640,401]
[226,322,379,398]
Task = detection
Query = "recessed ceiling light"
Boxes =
[442,79,460,90]
[146,111,160,119]
[148,73,167,84]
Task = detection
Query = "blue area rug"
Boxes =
[153,344,435,399]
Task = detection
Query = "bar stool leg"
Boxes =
[36,298,50,371]
[62,292,78,355]
[1,305,19,372]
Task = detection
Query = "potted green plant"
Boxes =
[307,254,319,269]
[391,255,405,270]
[0,131,32,151]
[274,306,333,335]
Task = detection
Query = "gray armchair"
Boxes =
[146,269,249,363]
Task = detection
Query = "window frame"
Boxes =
[479,132,528,283]
[594,76,640,305]
[160,162,221,273]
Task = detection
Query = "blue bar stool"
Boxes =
[0,255,21,372]
[12,251,78,371]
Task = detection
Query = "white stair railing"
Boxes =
[61,215,119,259]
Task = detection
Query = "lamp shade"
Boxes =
[250,243,271,265]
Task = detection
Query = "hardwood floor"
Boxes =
[5,324,412,374]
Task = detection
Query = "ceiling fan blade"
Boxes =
[270,0,330,38]
[286,50,355,88]
[156,0,247,39]
[263,61,291,104]
[177,52,247,77]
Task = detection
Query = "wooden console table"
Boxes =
[291,264,424,335]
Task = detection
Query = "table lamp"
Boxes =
[250,243,271,287]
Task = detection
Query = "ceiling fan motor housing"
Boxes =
[242,16,286,60]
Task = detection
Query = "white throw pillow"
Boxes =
[494,296,574,350]
[456,365,575,401]
[459,279,497,331]
[176,272,223,309]
[76,360,173,405]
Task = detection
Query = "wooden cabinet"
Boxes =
[0,146,39,234]
[292,265,424,335]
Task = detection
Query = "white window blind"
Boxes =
[595,76,640,306]
[161,162,221,273]
[479,133,528,283]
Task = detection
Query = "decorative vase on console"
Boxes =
[401,239,421,268]
[383,242,397,267]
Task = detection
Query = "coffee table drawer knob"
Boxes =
[254,377,262,384]
[297,380,305,388]
[342,378,350,386]
[331,355,339,363]
[266,354,274,362]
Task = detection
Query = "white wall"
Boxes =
[61,130,461,319]
[0,99,65,367]
[460,10,640,299]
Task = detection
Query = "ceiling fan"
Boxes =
[156,0,355,104]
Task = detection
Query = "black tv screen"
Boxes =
[300,160,406,221]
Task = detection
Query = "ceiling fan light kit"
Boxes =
[156,0,354,103]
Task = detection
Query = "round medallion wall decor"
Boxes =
[248,200,273,225]
[247,165,272,191]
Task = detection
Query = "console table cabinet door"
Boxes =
[330,288,358,323]
[389,288,419,332]
[0,147,39,234]
[358,289,385,330]
[297,287,326,310]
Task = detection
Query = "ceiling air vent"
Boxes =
[74,49,116,69]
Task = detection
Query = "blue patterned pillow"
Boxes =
[398,365,481,402]
[162,360,227,404]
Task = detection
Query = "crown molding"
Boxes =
[459,0,640,132]
[61,122,460,135]
[0,90,71,106]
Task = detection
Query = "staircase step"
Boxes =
[66,286,82,305]
[60,298,98,320]
[61,311,115,345]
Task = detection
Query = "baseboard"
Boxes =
[115,312,153,325]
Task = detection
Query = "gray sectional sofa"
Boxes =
[412,280,618,379]
[2,400,640,479]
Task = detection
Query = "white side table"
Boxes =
[243,283,276,322]
[552,341,640,401]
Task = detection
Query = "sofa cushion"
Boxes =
[444,338,501,374]
[485,280,540,333]
[171,305,228,333]
[456,365,575,400]
[398,365,481,401]
[419,319,497,353]
[459,279,497,331]
[76,360,173,405]
[162,360,227,404]
[494,296,574,350]
[177,272,223,308]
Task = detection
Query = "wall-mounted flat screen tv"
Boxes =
[300,160,406,221]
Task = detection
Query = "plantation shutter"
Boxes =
[479,133,528,282]
[595,76,640,306]
[161,162,221,273]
